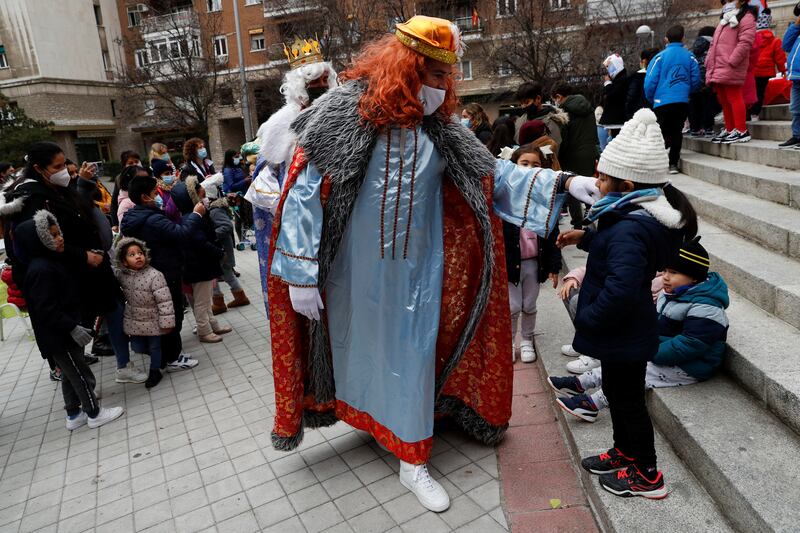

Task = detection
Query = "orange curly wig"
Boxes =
[339,35,459,129]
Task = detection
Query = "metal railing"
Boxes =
[453,16,482,33]
[263,0,317,18]
[140,10,197,35]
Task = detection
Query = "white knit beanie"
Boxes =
[597,108,668,184]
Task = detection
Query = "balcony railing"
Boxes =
[140,10,197,35]
[453,16,482,34]
[264,0,316,18]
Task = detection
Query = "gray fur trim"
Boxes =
[284,80,500,443]
[185,175,202,205]
[269,410,338,452]
[0,178,34,218]
[32,210,60,251]
[113,236,151,270]
[271,428,303,451]
[436,395,508,446]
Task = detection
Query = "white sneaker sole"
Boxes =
[115,375,147,384]
[555,397,598,423]
[399,477,450,513]
[88,408,124,429]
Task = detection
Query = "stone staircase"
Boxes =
[536,103,800,533]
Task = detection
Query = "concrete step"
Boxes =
[761,103,789,122]
[650,376,800,533]
[535,278,735,533]
[551,243,800,531]
[679,151,800,209]
[745,120,791,142]
[697,219,800,330]
[672,173,800,260]
[683,137,800,170]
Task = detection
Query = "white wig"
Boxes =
[281,61,339,107]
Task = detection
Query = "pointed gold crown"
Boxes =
[283,37,324,70]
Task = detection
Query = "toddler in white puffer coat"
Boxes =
[113,237,175,388]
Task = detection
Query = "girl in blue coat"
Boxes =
[555,109,698,499]
[549,237,729,420]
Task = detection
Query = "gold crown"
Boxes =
[283,37,324,70]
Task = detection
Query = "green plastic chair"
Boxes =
[0,278,33,341]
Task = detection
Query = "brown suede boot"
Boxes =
[212,294,227,315]
[227,289,251,308]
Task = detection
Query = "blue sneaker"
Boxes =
[556,393,599,423]
[547,375,584,397]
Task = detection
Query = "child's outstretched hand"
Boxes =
[557,229,584,249]
[559,278,579,301]
[548,273,559,289]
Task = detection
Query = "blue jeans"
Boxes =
[131,335,162,370]
[105,300,130,369]
[597,126,611,152]
[791,81,800,138]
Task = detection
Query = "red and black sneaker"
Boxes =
[580,448,635,475]
[599,465,668,499]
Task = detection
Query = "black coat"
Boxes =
[503,222,562,285]
[625,70,649,120]
[3,179,121,317]
[473,123,492,145]
[599,69,629,127]
[558,94,599,176]
[16,216,82,357]
[169,182,224,283]
[180,160,215,181]
[572,205,683,362]
[120,204,204,283]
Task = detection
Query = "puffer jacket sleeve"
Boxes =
[653,302,728,366]
[151,269,175,330]
[729,13,756,69]
[774,38,788,73]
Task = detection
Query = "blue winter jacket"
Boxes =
[644,43,702,108]
[782,23,800,80]
[653,272,729,380]
[572,202,684,362]
[223,166,249,194]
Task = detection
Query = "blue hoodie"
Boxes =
[782,22,800,80]
[644,43,702,108]
[653,272,730,380]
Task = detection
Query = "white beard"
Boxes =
[256,101,302,167]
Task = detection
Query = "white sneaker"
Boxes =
[566,355,601,374]
[87,406,124,429]
[520,339,537,363]
[560,344,582,357]
[399,461,450,512]
[166,354,199,373]
[115,362,148,384]
[66,412,88,431]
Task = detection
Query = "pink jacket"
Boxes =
[117,190,135,226]
[706,10,757,86]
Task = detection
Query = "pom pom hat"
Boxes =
[596,108,669,184]
[395,15,464,65]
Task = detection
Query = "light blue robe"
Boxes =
[272,127,565,443]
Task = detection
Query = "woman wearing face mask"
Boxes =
[460,103,492,145]
[151,158,181,223]
[180,137,215,181]
[0,141,147,383]
[222,149,251,194]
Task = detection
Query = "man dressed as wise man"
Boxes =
[267,16,598,511]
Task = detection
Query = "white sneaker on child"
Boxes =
[65,412,88,431]
[520,339,537,363]
[399,461,450,512]
[87,406,124,428]
[560,344,582,357]
[115,362,148,384]
[167,354,199,372]
[566,355,601,374]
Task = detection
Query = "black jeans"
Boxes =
[654,103,689,167]
[601,359,657,470]
[161,278,184,366]
[750,76,771,118]
[688,89,720,132]
[53,346,99,418]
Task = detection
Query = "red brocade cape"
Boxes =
[267,146,514,464]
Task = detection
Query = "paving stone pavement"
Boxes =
[0,249,509,532]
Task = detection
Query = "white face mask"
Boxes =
[47,168,71,188]
[419,85,447,116]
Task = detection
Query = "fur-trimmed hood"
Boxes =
[113,236,151,272]
[0,176,35,218]
[640,195,685,229]
[14,209,62,260]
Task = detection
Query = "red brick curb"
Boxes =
[497,360,600,533]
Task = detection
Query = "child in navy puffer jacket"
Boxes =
[549,237,729,422]
[554,109,698,500]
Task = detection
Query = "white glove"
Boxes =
[70,325,94,347]
[568,175,601,206]
[289,286,324,321]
